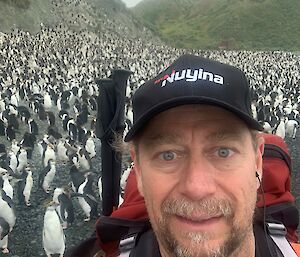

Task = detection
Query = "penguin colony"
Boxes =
[0,0,300,256]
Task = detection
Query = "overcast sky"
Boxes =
[121,0,143,8]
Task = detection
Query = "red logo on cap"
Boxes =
[154,70,176,85]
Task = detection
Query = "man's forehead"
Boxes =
[152,104,243,122]
[141,126,248,146]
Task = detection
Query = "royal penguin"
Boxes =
[97,176,102,201]
[0,144,7,167]
[10,140,20,155]
[46,111,56,126]
[16,166,33,206]
[0,217,10,253]
[7,151,17,173]
[53,187,74,229]
[0,173,13,200]
[28,118,39,135]
[69,159,85,193]
[43,202,65,257]
[37,135,49,157]
[19,132,36,159]
[0,189,16,233]
[56,139,69,163]
[16,148,28,173]
[39,160,56,193]
[5,124,15,141]
[43,92,52,111]
[84,134,96,159]
[275,117,286,139]
[43,144,56,167]
[77,148,91,171]
[120,164,132,192]
[76,172,98,221]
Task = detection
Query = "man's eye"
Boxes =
[217,148,232,158]
[159,151,176,161]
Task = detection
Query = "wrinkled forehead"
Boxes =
[138,105,251,144]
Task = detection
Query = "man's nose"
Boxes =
[178,155,217,200]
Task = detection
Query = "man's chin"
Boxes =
[159,221,236,257]
[173,230,225,255]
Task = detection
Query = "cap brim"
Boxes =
[124,96,263,142]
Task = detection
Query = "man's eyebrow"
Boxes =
[141,129,246,147]
[206,129,245,142]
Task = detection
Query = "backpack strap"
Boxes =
[120,235,137,257]
[266,222,298,257]
[263,144,292,172]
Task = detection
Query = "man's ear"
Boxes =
[130,148,144,197]
[255,134,264,189]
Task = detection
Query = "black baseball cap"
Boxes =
[124,54,263,142]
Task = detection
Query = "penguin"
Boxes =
[0,118,7,136]
[28,118,39,135]
[97,176,102,201]
[7,151,17,173]
[43,203,65,257]
[69,159,85,193]
[46,111,56,126]
[16,148,28,173]
[43,144,56,167]
[84,135,96,159]
[10,140,20,155]
[275,117,286,139]
[56,139,69,162]
[16,166,33,206]
[10,94,18,107]
[0,173,13,200]
[53,187,75,229]
[17,105,31,122]
[62,113,71,131]
[5,124,16,141]
[0,189,16,233]
[7,113,19,130]
[67,118,78,141]
[120,164,132,192]
[285,119,299,139]
[37,135,49,157]
[19,132,36,159]
[0,216,10,253]
[43,92,52,111]
[77,147,91,171]
[76,172,98,221]
[47,125,62,140]
[8,104,18,117]
[77,126,88,143]
[39,160,56,193]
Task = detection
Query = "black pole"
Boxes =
[96,70,132,216]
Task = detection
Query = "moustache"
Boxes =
[161,198,233,220]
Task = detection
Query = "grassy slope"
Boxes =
[133,0,300,50]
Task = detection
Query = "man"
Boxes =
[66,54,299,257]
[122,54,299,257]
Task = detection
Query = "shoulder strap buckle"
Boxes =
[266,222,297,257]
[266,222,287,236]
[119,235,137,257]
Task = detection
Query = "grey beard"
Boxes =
[155,197,253,257]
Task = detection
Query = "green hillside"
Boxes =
[133,0,300,51]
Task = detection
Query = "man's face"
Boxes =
[131,105,264,257]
